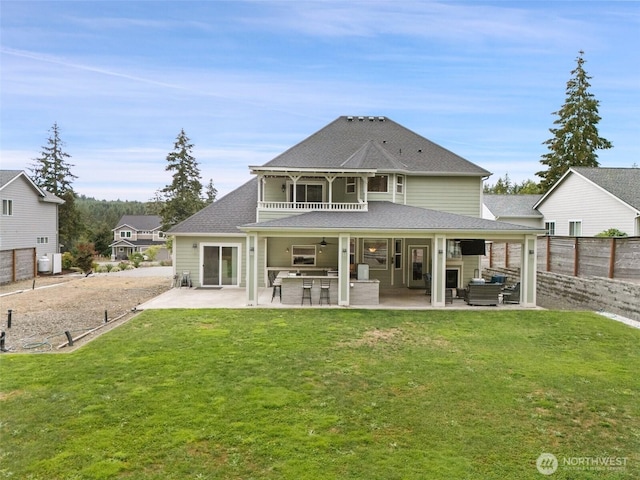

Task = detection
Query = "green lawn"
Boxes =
[1,309,638,479]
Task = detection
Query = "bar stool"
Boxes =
[301,278,313,305]
[319,278,331,305]
[269,271,282,302]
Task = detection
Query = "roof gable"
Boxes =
[0,169,64,204]
[257,116,490,176]
[535,167,640,211]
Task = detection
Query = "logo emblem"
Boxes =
[536,453,558,475]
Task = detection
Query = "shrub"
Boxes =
[595,228,628,237]
[62,252,74,270]
[129,252,144,268]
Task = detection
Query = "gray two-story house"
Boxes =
[168,116,542,307]
[0,170,64,282]
[110,215,168,261]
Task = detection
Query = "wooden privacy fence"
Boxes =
[0,248,37,284]
[485,236,639,280]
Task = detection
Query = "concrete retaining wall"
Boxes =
[484,266,640,322]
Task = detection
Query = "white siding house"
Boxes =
[534,167,640,237]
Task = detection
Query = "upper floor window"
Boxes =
[396,175,404,194]
[368,175,388,193]
[2,199,13,216]
[37,237,49,244]
[120,230,132,238]
[569,220,582,236]
[346,177,356,194]
[289,182,323,203]
[545,221,556,236]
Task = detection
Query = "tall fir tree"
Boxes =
[30,123,83,251]
[205,178,218,204]
[537,51,612,191]
[160,129,205,230]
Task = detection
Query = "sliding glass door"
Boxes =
[202,245,239,287]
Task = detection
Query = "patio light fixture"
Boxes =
[192,243,197,249]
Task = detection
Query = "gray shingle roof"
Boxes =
[260,116,490,176]
[168,178,257,234]
[242,201,540,233]
[573,167,640,210]
[115,215,162,231]
[483,194,543,218]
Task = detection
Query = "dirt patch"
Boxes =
[343,328,404,348]
[0,272,171,354]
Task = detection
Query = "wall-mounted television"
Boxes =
[459,239,486,256]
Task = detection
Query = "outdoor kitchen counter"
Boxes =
[278,273,379,305]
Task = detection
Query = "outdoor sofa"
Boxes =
[463,282,503,306]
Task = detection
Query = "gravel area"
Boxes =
[0,269,172,354]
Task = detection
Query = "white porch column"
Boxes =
[246,233,259,306]
[432,235,447,307]
[338,234,350,306]
[520,235,537,307]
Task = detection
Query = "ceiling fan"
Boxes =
[317,237,336,247]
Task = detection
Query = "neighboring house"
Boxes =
[110,215,168,261]
[0,170,64,282]
[168,116,543,307]
[534,167,640,237]
[483,194,544,228]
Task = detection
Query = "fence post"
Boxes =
[546,236,551,272]
[574,237,579,276]
[609,237,616,279]
[505,243,509,269]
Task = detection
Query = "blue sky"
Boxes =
[1,1,638,201]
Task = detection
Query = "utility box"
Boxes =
[357,263,369,280]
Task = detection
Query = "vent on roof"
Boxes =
[347,116,353,121]
[378,116,385,121]
[418,149,422,153]
[368,116,374,121]
[358,116,364,121]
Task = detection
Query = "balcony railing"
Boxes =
[258,201,367,211]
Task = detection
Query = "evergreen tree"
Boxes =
[30,123,83,251]
[160,129,205,230]
[205,178,218,204]
[537,51,612,191]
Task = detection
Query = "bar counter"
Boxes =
[277,272,379,305]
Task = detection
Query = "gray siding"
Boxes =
[0,176,58,257]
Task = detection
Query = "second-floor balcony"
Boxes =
[258,201,368,212]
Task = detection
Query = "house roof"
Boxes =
[114,215,162,231]
[483,194,543,219]
[534,167,640,211]
[0,169,65,204]
[252,116,491,177]
[168,178,257,235]
[241,201,542,234]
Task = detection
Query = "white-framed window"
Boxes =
[288,182,324,203]
[569,220,582,236]
[37,237,49,244]
[368,175,388,193]
[394,239,403,269]
[396,175,404,194]
[346,177,356,194]
[2,199,13,216]
[545,221,556,236]
[363,238,388,270]
[120,230,132,238]
[447,240,461,259]
[291,245,317,266]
